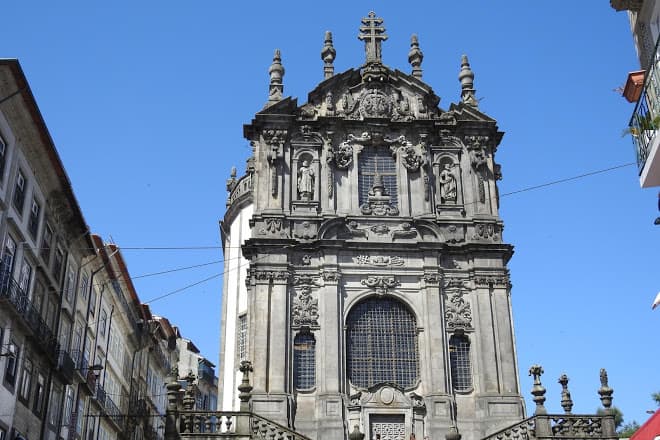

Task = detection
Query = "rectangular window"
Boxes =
[1,235,16,285]
[64,266,75,303]
[48,386,62,426]
[86,409,96,440]
[19,356,33,401]
[40,224,52,264]
[63,386,75,426]
[4,341,19,386]
[89,288,97,317]
[238,314,248,361]
[358,147,398,207]
[46,298,57,331]
[18,257,32,295]
[33,372,45,415]
[59,320,71,353]
[0,134,6,184]
[28,198,40,239]
[75,396,84,433]
[99,309,107,337]
[53,245,63,281]
[33,282,44,315]
[12,170,26,214]
[0,426,6,440]
[79,272,89,300]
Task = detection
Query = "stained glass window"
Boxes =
[347,298,418,389]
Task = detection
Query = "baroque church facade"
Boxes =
[219,12,524,440]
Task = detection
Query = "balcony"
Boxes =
[57,350,76,385]
[95,382,124,430]
[0,274,60,362]
[628,34,660,188]
[70,351,100,394]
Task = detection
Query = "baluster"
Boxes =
[205,413,212,432]
[226,414,233,432]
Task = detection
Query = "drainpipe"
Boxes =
[95,304,114,440]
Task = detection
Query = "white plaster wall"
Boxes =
[220,203,252,411]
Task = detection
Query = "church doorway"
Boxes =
[369,414,406,440]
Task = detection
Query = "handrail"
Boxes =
[628,32,660,173]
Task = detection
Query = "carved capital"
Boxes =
[473,274,511,289]
[320,269,341,283]
[292,274,320,286]
[422,273,441,284]
[253,270,290,284]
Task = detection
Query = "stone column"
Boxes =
[316,267,345,439]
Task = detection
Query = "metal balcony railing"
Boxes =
[57,350,76,384]
[629,33,660,174]
[95,382,124,429]
[0,273,60,361]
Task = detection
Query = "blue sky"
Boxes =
[2,1,658,426]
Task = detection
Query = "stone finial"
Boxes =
[321,31,336,79]
[349,425,365,440]
[529,365,547,415]
[408,34,424,79]
[458,55,478,108]
[598,368,614,410]
[267,49,285,106]
[238,360,254,411]
[558,374,574,414]
[226,166,237,192]
[358,11,388,65]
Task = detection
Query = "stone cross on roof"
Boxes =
[358,11,388,64]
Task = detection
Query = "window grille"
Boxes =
[358,147,398,206]
[347,298,418,389]
[293,332,316,390]
[449,335,472,392]
[238,315,247,360]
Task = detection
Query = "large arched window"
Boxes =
[346,297,418,389]
[293,332,316,390]
[449,334,472,392]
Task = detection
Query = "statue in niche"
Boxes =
[439,163,457,203]
[297,160,315,200]
[470,149,488,203]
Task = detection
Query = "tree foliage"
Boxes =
[618,421,640,438]
[652,391,660,407]
[597,406,624,428]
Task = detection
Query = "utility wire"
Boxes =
[499,162,635,198]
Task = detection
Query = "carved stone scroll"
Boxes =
[361,276,398,295]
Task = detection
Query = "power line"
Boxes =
[499,162,635,198]
[143,273,222,304]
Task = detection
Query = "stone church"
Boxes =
[219,11,525,440]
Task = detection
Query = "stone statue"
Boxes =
[297,160,315,200]
[439,163,457,203]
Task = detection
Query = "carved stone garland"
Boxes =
[292,285,319,328]
[443,279,472,330]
